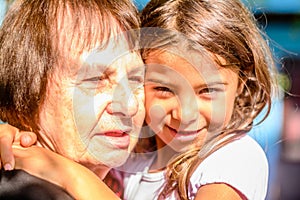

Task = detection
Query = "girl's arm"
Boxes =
[0,124,118,199]
[13,146,119,200]
[0,124,37,170]
[195,183,246,200]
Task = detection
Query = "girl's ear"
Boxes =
[236,78,246,97]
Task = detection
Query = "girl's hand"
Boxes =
[0,124,37,170]
[13,146,119,200]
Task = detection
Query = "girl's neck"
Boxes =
[149,136,179,172]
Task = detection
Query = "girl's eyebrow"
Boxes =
[145,78,177,88]
[146,77,227,88]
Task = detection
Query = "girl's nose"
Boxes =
[172,96,199,125]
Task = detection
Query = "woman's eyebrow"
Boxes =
[128,66,145,75]
[81,61,108,71]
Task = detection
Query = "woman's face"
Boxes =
[144,50,240,152]
[38,35,145,169]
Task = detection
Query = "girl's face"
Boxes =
[144,50,240,152]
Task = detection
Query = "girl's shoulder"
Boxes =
[207,134,268,163]
[189,135,268,199]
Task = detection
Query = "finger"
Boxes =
[19,131,38,147]
[0,136,15,170]
[12,147,26,169]
[13,146,37,169]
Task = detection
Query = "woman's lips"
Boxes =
[94,129,131,149]
[103,132,130,149]
[104,131,127,137]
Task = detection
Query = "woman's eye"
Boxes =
[83,76,105,82]
[77,75,107,90]
[129,76,144,91]
[129,76,144,84]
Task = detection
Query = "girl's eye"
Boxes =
[153,86,174,98]
[199,87,222,99]
[201,88,217,94]
[154,86,171,92]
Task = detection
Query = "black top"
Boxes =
[0,169,74,200]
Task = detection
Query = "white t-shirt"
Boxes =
[119,135,269,200]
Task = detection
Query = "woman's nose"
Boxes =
[106,81,139,117]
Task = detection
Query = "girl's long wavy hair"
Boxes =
[137,0,278,199]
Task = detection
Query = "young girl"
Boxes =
[0,0,276,199]
[116,0,275,199]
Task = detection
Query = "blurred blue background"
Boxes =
[0,1,6,25]
[244,1,300,200]
[1,0,300,199]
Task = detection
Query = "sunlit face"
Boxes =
[144,50,239,152]
[38,35,145,168]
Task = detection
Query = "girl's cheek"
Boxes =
[146,103,166,132]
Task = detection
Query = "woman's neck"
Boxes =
[81,162,111,180]
[36,141,110,180]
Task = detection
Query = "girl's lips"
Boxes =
[166,126,203,143]
[167,126,201,136]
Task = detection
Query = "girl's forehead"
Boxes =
[145,50,239,87]
[145,50,222,74]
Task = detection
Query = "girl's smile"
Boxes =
[166,125,206,143]
[144,50,240,152]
